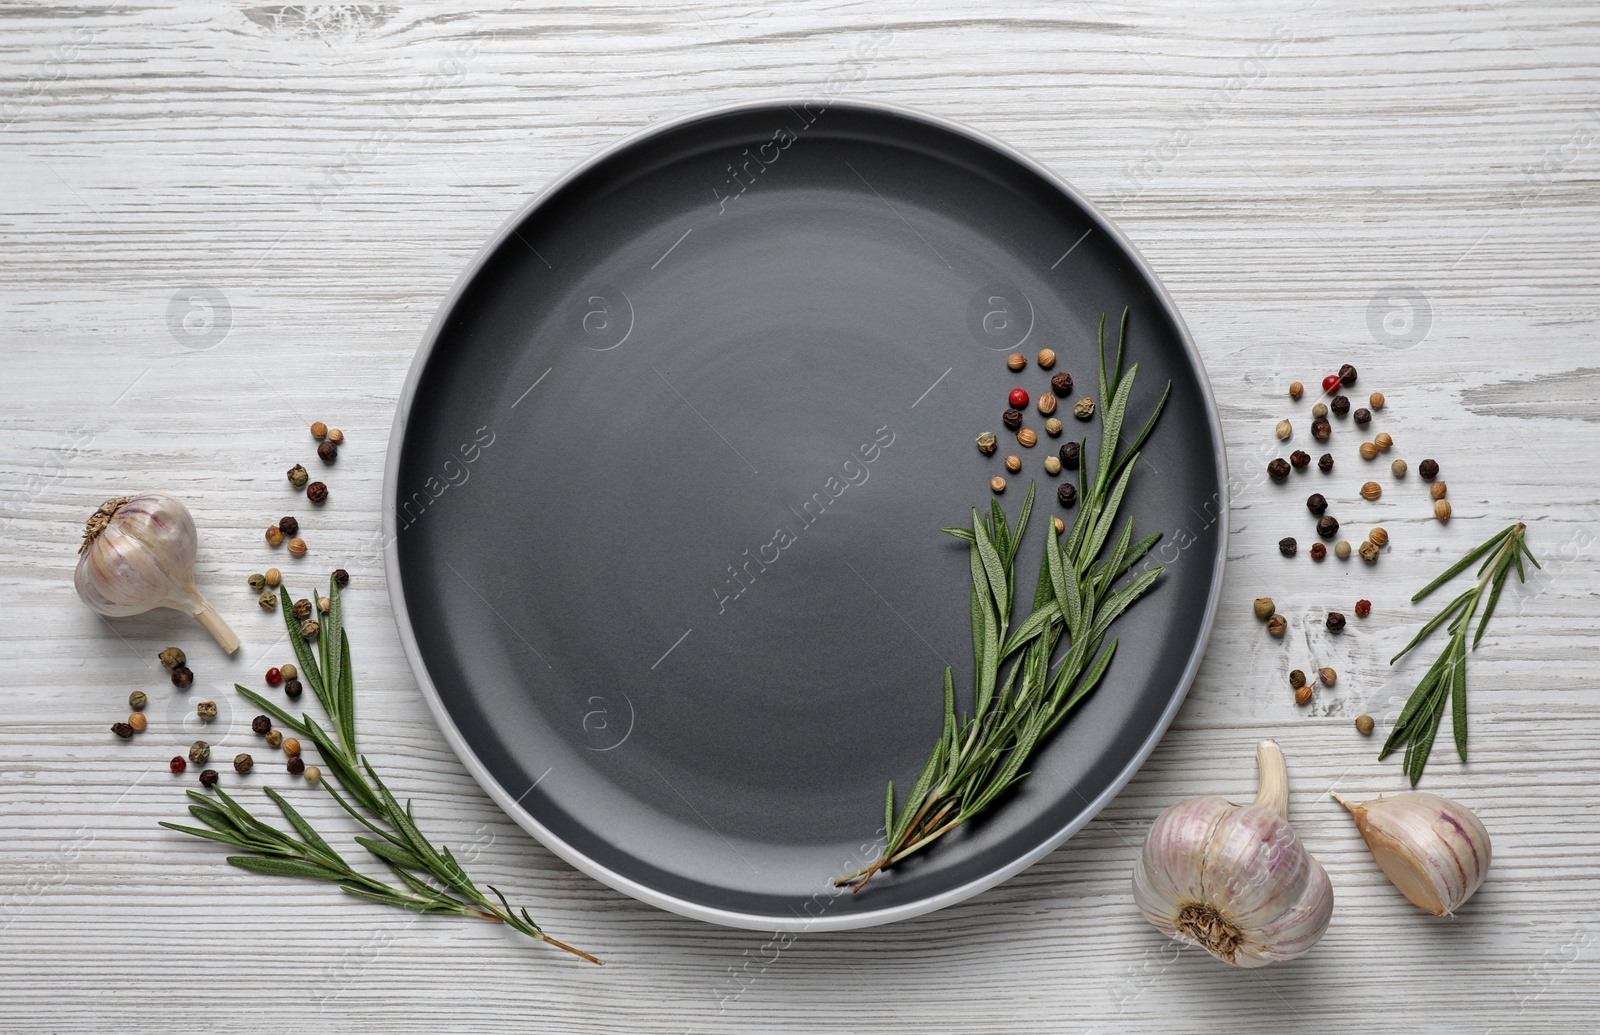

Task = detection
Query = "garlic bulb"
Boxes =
[1132,740,1333,967]
[75,493,239,653]
[1332,791,1490,915]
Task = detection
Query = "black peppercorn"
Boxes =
[1330,395,1350,417]
[110,721,136,739]
[1317,452,1334,472]
[171,665,193,689]
[1279,536,1298,557]
[1317,515,1340,539]
[306,481,328,504]
[1002,408,1023,430]
[199,768,219,787]
[283,678,303,700]
[1050,371,1073,396]
[234,753,254,774]
[1268,458,1291,482]
[1326,611,1347,632]
[287,756,306,775]
[1307,493,1327,515]
[279,515,300,537]
[1057,483,1077,508]
[1311,418,1331,441]
[1419,458,1439,480]
[1339,363,1357,386]
[292,598,313,620]
[332,568,349,588]
[1058,441,1080,469]
[251,714,271,736]
[1289,669,1307,689]
[317,439,338,464]
[1353,407,1371,426]
[1290,450,1311,469]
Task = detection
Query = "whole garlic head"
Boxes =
[1132,740,1334,967]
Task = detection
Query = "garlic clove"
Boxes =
[1333,791,1491,915]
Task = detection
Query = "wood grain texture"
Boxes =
[3,1,1598,1031]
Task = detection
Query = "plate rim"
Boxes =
[382,95,1229,932]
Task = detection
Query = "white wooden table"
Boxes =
[4,2,1598,1031]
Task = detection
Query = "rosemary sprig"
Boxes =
[1381,522,1537,785]
[165,575,600,964]
[839,310,1170,891]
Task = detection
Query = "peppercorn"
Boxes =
[1391,459,1407,478]
[283,678,302,700]
[279,663,297,680]
[199,768,219,787]
[1289,381,1304,400]
[1266,614,1287,637]
[1051,371,1073,395]
[1073,397,1095,420]
[196,700,217,722]
[1311,418,1330,441]
[1374,432,1393,453]
[265,729,284,748]
[1360,481,1382,501]
[248,573,267,592]
[265,667,282,686]
[311,421,328,440]
[332,570,349,589]
[307,482,328,504]
[991,476,1007,494]
[189,740,210,764]
[1279,536,1298,557]
[288,537,308,557]
[171,665,194,690]
[1276,419,1292,440]
[1353,407,1371,426]
[1002,408,1023,430]
[300,619,320,640]
[976,431,998,455]
[1307,492,1327,515]
[1334,540,1352,559]
[279,516,300,538]
[292,598,313,620]
[1360,540,1380,563]
[1005,455,1022,473]
[1295,685,1313,706]
[1359,441,1379,460]
[170,756,186,775]
[159,646,186,670]
[1289,668,1307,689]
[1044,417,1063,437]
[1059,442,1080,469]
[1017,428,1038,448]
[1355,598,1372,618]
[1339,363,1357,386]
[1316,515,1339,539]
[1037,348,1056,369]
[1355,714,1375,736]
[1057,483,1078,508]
[303,765,322,785]
[1430,481,1448,500]
[1330,395,1350,417]
[1253,597,1276,620]
[1419,458,1439,480]
[1326,611,1346,632]
[1044,455,1062,475]
[258,590,277,610]
[1037,394,1057,416]
[287,463,309,488]
[266,525,285,547]
[1051,517,1065,534]
[1268,458,1291,481]
[234,753,253,774]
[1007,353,1026,371]
[252,715,271,736]
[1435,499,1452,521]
[1008,388,1030,409]
[1368,392,1384,410]
[1310,542,1327,561]
[264,567,281,588]
[110,721,135,739]
[287,756,306,775]
[1290,450,1310,470]
[1318,452,1334,473]
[1369,527,1389,548]
[1312,402,1328,419]
[129,690,147,711]
[1322,374,1341,393]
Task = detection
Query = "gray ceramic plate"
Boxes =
[384,99,1226,931]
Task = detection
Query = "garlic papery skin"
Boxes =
[1132,740,1333,967]
[75,493,239,653]
[1332,791,1490,915]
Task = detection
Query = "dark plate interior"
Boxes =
[388,101,1225,929]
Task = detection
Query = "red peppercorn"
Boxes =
[265,667,282,687]
[170,756,187,775]
[1321,374,1341,393]
[1310,542,1327,561]
[1008,388,1030,409]
[1355,598,1372,618]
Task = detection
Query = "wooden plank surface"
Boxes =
[3,1,1598,1031]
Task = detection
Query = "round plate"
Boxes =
[384,99,1226,931]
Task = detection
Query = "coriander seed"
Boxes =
[128,712,147,732]
[1057,483,1077,508]
[1326,611,1346,632]
[331,569,349,588]
[1355,714,1375,736]
[282,737,301,757]
[304,765,322,784]
[1369,526,1389,547]
[1310,542,1327,561]
[1295,685,1313,706]
[1353,407,1371,426]
[1002,408,1023,430]
[976,431,998,455]
[1360,481,1382,501]
[1051,516,1065,534]
[1289,668,1307,689]
[292,598,312,620]
[189,740,210,764]
[1051,372,1073,395]
[1435,498,1452,521]
[311,421,328,440]
[1307,492,1327,515]
[287,464,309,488]
[1430,481,1448,500]
[265,525,284,547]
[287,537,307,557]
[1016,428,1038,448]
[1254,597,1276,620]
[234,753,253,774]
[1334,540,1351,559]
[159,647,185,670]
[300,618,320,639]
[199,769,219,787]
[1290,450,1311,469]
[1073,397,1095,420]
[1044,455,1062,475]
[1318,667,1336,687]
[1316,515,1339,539]
[1318,452,1334,472]
[1279,536,1298,557]
[326,428,344,444]
[1268,458,1291,481]
[1037,348,1056,369]
[1037,393,1057,416]
[1312,402,1328,419]
[251,715,271,736]
[258,590,277,610]
[1331,395,1350,417]
[265,729,283,748]
[279,516,299,537]
[129,690,147,711]
[248,573,267,592]
[317,439,338,464]
[1369,392,1384,410]
[1311,417,1331,440]
[306,481,328,504]
[1289,381,1304,400]
[1359,540,1380,563]
[1004,455,1022,474]
[991,476,1007,494]
[171,666,194,689]
[287,756,306,775]
[1059,441,1080,469]
[1045,417,1063,437]
[1276,419,1292,440]
[1355,598,1372,617]
[1359,441,1379,460]
[1266,614,1287,637]
[264,567,281,588]
[111,721,135,739]
[1374,432,1393,453]
[197,700,217,722]
[1419,458,1439,480]
[1391,458,1407,478]
[1007,353,1026,371]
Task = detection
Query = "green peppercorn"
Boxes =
[292,598,313,620]
[233,753,253,774]
[976,431,998,456]
[158,647,185,670]
[248,573,267,592]
[265,729,284,749]
[189,740,210,764]
[196,700,217,722]
[300,619,320,640]
[258,590,278,611]
[129,690,148,711]
[1253,597,1275,621]
[287,464,309,488]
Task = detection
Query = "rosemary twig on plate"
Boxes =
[838,310,1171,892]
[1381,522,1537,785]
